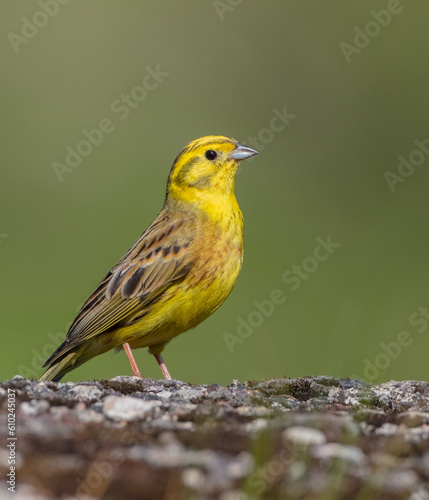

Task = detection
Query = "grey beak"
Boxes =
[230,143,259,160]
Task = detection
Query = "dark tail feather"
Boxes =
[40,352,77,382]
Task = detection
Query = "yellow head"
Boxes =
[166,135,257,206]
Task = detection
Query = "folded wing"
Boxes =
[44,214,194,367]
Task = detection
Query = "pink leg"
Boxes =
[153,353,172,380]
[123,343,143,378]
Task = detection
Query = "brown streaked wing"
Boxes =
[58,213,195,353]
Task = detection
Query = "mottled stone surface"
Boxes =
[1,375,429,499]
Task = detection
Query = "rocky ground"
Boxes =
[1,376,429,499]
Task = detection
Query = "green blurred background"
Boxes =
[2,1,428,385]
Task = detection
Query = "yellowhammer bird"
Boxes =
[40,135,258,382]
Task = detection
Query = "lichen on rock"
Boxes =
[1,376,429,499]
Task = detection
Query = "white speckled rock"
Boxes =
[283,426,327,446]
[312,443,365,465]
[374,423,399,436]
[68,384,103,401]
[103,395,161,421]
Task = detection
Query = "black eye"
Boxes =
[205,150,217,161]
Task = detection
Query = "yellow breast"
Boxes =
[121,202,244,349]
